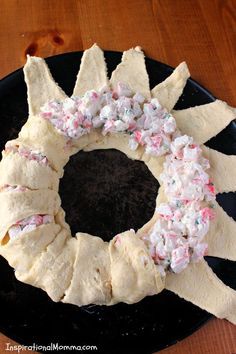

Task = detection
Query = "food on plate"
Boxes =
[0,45,235,324]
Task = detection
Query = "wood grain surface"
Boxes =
[0,0,236,353]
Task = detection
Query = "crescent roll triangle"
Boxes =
[63,233,111,306]
[24,56,68,116]
[110,47,151,99]
[172,100,236,145]
[21,229,76,302]
[73,44,109,97]
[165,260,236,324]
[202,145,236,193]
[151,62,190,112]
[205,201,236,261]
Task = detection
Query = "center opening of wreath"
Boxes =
[60,149,159,242]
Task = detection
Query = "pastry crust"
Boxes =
[110,47,151,99]
[63,233,112,306]
[172,100,236,145]
[202,145,236,193]
[108,230,164,305]
[24,55,67,116]
[165,260,236,324]
[0,189,60,241]
[0,152,59,191]
[151,62,190,111]
[0,223,60,274]
[206,201,236,261]
[23,229,76,301]
[73,44,109,96]
[18,115,70,175]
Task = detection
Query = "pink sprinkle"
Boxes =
[83,120,92,129]
[73,119,79,129]
[166,232,177,239]
[201,207,215,221]
[112,91,118,99]
[134,130,142,143]
[42,112,52,119]
[172,245,189,265]
[20,150,29,158]
[189,144,197,149]
[182,199,190,205]
[92,92,98,100]
[128,123,136,131]
[151,249,163,263]
[151,134,162,148]
[41,157,48,164]
[159,213,172,221]
[176,150,183,159]
[104,120,114,132]
[31,215,43,225]
[75,112,84,124]
[205,179,216,195]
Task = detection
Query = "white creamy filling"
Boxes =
[143,135,216,275]
[40,84,176,157]
[5,144,49,166]
[8,214,53,240]
[0,184,29,192]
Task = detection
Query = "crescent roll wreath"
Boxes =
[0,45,236,324]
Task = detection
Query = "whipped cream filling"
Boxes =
[40,83,177,157]
[0,184,29,192]
[5,144,49,166]
[0,185,53,241]
[8,214,53,240]
[142,135,216,275]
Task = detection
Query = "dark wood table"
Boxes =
[0,1,236,353]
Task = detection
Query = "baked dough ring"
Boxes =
[0,45,235,326]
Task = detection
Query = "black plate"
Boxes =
[0,51,236,354]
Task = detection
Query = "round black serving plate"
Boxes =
[0,51,236,354]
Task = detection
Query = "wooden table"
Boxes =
[0,1,235,353]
